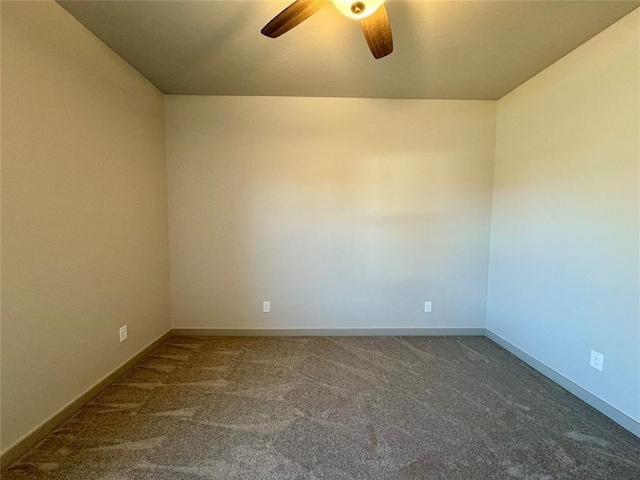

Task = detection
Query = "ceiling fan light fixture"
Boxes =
[330,0,386,20]
[260,0,393,59]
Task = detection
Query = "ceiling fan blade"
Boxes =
[261,0,329,38]
[360,5,393,59]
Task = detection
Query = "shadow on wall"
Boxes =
[227,154,441,324]
[167,97,495,329]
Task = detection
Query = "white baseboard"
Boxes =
[485,329,639,438]
[171,327,486,337]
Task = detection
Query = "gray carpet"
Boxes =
[4,336,640,479]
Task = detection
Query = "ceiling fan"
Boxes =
[261,0,393,59]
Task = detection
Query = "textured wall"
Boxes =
[487,9,640,425]
[1,1,171,452]
[165,96,496,331]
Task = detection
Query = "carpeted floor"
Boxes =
[4,336,640,479]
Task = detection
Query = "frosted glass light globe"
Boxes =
[330,0,386,20]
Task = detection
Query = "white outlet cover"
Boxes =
[590,350,603,371]
[262,301,270,313]
[424,301,432,313]
[119,325,128,343]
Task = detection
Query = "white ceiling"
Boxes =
[56,0,640,100]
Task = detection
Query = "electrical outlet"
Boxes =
[119,325,128,343]
[590,350,603,371]
[262,301,271,313]
[424,301,432,313]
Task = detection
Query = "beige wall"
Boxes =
[165,96,496,331]
[1,1,171,452]
[487,10,640,425]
